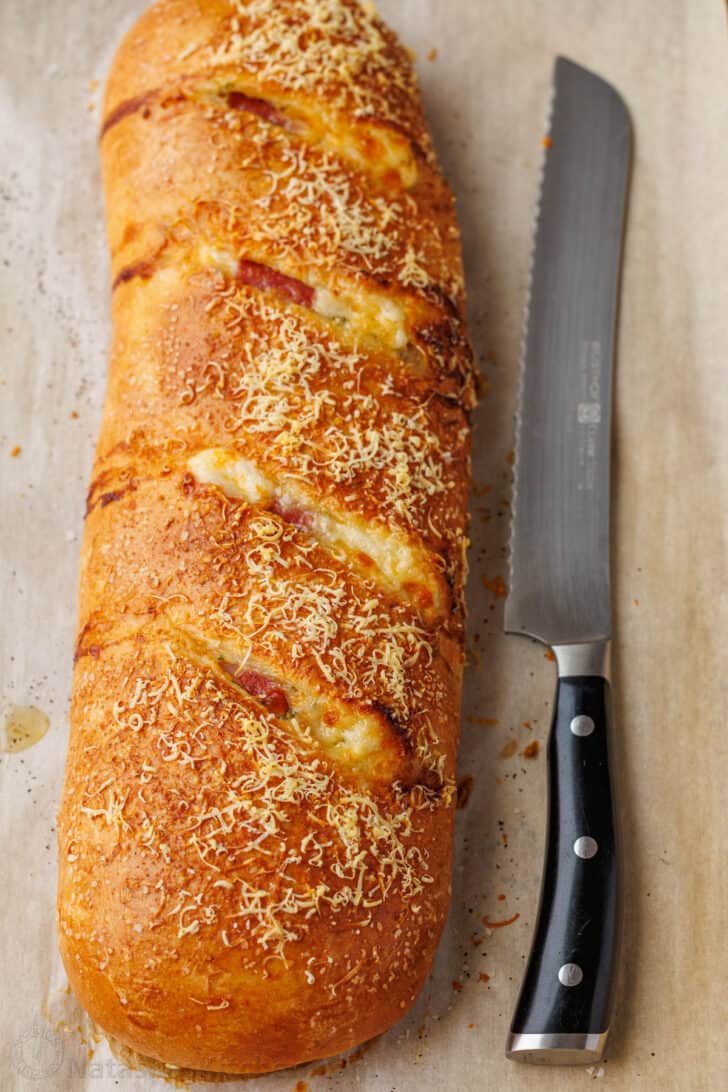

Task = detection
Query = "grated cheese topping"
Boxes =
[168,285,469,548]
[69,646,445,968]
[64,0,472,977]
[209,0,427,133]
[188,446,446,617]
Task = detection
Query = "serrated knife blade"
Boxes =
[504,58,631,1067]
[505,57,630,646]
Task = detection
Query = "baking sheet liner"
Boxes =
[1,1,726,1088]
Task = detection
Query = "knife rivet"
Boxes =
[558,963,584,988]
[574,836,598,859]
[570,715,595,737]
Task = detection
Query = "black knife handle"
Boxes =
[507,673,619,1064]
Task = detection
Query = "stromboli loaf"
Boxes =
[58,0,474,1075]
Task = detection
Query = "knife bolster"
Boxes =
[553,640,610,680]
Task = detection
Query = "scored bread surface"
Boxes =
[58,0,474,1074]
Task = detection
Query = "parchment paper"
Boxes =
[1,1,726,1089]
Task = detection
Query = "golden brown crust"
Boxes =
[58,0,473,1075]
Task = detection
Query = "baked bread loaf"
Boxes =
[58,0,474,1074]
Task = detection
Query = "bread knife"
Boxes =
[504,57,631,1065]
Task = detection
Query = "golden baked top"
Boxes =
[59,1,473,1053]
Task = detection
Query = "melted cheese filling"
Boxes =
[316,285,408,352]
[321,119,418,189]
[188,448,442,615]
[212,650,394,779]
[196,244,410,355]
[198,81,419,189]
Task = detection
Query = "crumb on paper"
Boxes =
[482,574,508,598]
[521,740,540,759]
[479,972,490,983]
[482,912,520,929]
[456,775,474,810]
[634,597,640,606]
[499,739,518,759]
[545,648,556,661]
[70,410,79,419]
[427,47,438,62]
[10,445,21,457]
[87,78,99,91]
[451,980,462,992]
[543,135,553,148]
[87,100,96,113]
